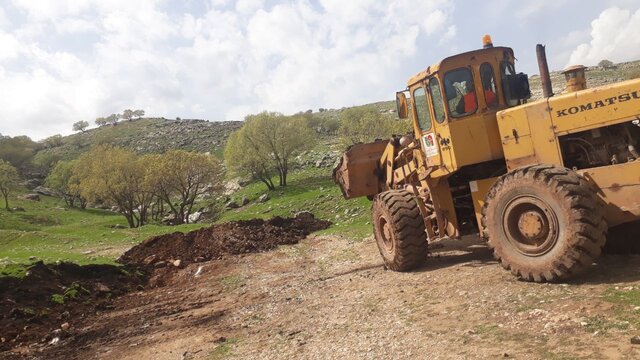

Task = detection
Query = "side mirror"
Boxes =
[507,73,532,100]
[396,91,409,119]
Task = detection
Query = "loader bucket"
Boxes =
[332,140,388,199]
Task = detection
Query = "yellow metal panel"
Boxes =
[498,99,561,169]
[578,161,640,227]
[448,112,505,166]
[470,176,500,233]
[549,78,640,134]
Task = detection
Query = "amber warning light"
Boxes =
[483,34,493,48]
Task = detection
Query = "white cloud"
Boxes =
[54,17,98,34]
[0,31,21,60]
[515,0,569,20]
[0,0,456,140]
[0,7,10,29]
[568,7,640,66]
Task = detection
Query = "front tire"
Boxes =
[483,165,606,282]
[372,190,428,271]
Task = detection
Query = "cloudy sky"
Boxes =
[1,0,640,140]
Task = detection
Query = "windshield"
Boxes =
[444,68,477,118]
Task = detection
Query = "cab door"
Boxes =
[412,84,439,167]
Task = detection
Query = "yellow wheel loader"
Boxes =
[333,36,640,282]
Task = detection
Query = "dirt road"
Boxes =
[18,234,640,359]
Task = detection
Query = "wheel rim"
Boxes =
[378,215,395,253]
[501,195,559,256]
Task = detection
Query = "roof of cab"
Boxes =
[406,46,513,87]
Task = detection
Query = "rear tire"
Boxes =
[482,165,606,282]
[372,190,428,271]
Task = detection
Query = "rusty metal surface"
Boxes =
[332,141,388,199]
[578,160,640,227]
[536,44,554,98]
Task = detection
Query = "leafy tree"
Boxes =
[0,135,38,170]
[0,160,19,210]
[239,112,316,187]
[121,109,134,121]
[72,120,89,133]
[32,151,63,174]
[338,107,410,146]
[41,134,64,149]
[74,145,149,228]
[133,109,145,119]
[95,117,108,127]
[146,150,224,224]
[46,160,86,208]
[106,114,119,125]
[224,129,276,190]
[598,59,614,69]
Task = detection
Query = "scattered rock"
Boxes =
[60,323,70,331]
[28,256,37,261]
[161,213,176,224]
[21,178,42,190]
[294,211,315,220]
[82,250,95,255]
[258,194,270,203]
[631,336,640,345]
[172,259,182,268]
[194,266,204,277]
[240,197,250,206]
[33,186,58,197]
[11,207,25,212]
[142,254,157,265]
[95,283,111,293]
[154,261,167,268]
[188,211,202,223]
[226,201,240,209]
[22,193,40,201]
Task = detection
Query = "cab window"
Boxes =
[443,68,477,118]
[428,78,446,123]
[413,87,432,131]
[480,63,498,108]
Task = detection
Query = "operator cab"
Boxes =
[395,35,531,174]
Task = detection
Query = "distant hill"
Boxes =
[35,118,243,165]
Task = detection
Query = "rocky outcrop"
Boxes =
[123,119,242,154]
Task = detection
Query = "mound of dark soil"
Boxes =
[0,262,145,354]
[119,214,331,267]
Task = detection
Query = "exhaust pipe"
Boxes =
[536,44,553,98]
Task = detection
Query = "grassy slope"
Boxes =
[0,192,206,275]
[218,167,372,239]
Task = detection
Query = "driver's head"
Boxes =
[465,81,474,92]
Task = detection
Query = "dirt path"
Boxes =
[17,235,640,359]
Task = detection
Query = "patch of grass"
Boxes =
[0,193,207,268]
[0,263,30,278]
[208,338,239,360]
[538,349,579,360]
[218,167,373,240]
[220,275,246,292]
[50,294,65,305]
[473,324,499,336]
[584,315,630,334]
[603,287,640,307]
[50,282,91,304]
